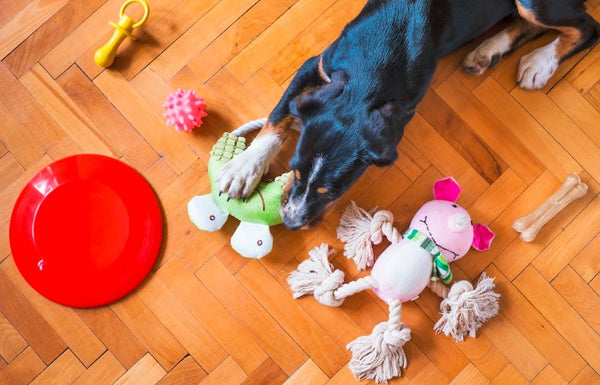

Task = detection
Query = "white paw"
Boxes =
[217,134,280,199]
[463,30,512,75]
[518,39,559,90]
[217,151,267,199]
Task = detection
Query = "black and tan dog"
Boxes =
[218,0,599,230]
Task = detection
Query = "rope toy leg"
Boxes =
[287,244,376,307]
[347,299,411,383]
[434,273,500,342]
[336,201,401,270]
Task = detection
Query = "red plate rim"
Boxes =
[9,154,163,308]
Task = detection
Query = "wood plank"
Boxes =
[511,87,600,182]
[40,0,135,78]
[187,0,298,83]
[487,265,585,381]
[198,357,247,385]
[3,0,105,77]
[152,0,259,80]
[2,256,106,367]
[552,266,600,335]
[479,314,546,381]
[110,294,188,371]
[113,353,167,385]
[530,366,567,385]
[532,193,600,280]
[241,358,287,385]
[30,349,85,385]
[570,233,600,282]
[282,359,327,385]
[0,63,78,159]
[404,113,471,179]
[0,312,27,362]
[235,260,347,377]
[20,64,118,157]
[514,266,600,374]
[448,364,489,385]
[0,96,46,169]
[71,352,126,385]
[569,366,600,385]
[435,73,544,184]
[0,348,46,385]
[549,81,600,149]
[227,0,337,83]
[57,65,159,171]
[473,77,581,180]
[489,364,528,385]
[78,0,223,80]
[417,89,508,184]
[493,172,596,280]
[76,307,147,369]
[94,69,198,174]
[0,262,66,365]
[136,272,229,373]
[154,257,268,374]
[0,153,25,192]
[197,257,309,376]
[156,356,207,385]
[0,0,69,60]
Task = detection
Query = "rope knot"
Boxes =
[313,269,345,307]
[370,210,400,244]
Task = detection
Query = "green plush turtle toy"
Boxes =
[187,119,291,259]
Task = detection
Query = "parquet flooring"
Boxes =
[1,0,600,384]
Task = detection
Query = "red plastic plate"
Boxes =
[10,154,163,308]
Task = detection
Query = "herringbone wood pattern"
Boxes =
[1,0,600,384]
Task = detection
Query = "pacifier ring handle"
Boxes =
[120,0,149,29]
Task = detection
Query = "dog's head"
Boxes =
[280,70,414,230]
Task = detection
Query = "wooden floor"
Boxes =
[2,0,600,384]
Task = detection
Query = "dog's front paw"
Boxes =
[463,32,511,75]
[517,40,559,90]
[217,151,268,199]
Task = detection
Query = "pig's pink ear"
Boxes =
[433,177,461,202]
[472,224,495,251]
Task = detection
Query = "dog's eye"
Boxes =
[294,169,301,180]
[317,187,328,194]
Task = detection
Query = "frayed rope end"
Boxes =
[434,273,500,342]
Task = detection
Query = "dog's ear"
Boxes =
[290,71,347,119]
[363,101,410,166]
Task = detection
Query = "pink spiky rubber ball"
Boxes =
[163,88,207,132]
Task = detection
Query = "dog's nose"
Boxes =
[283,215,305,231]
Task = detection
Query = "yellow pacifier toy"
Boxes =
[94,0,150,68]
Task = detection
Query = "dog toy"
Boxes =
[163,88,208,132]
[95,0,150,68]
[513,173,588,242]
[187,119,291,259]
[288,177,499,383]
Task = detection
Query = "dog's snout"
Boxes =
[281,199,307,230]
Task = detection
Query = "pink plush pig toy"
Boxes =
[288,177,498,383]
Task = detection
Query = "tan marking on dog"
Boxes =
[257,115,297,142]
[516,1,583,60]
[555,26,582,59]
[318,55,331,83]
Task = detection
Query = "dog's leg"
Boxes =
[218,56,326,199]
[516,0,600,89]
[463,18,545,75]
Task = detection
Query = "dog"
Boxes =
[217,0,599,230]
